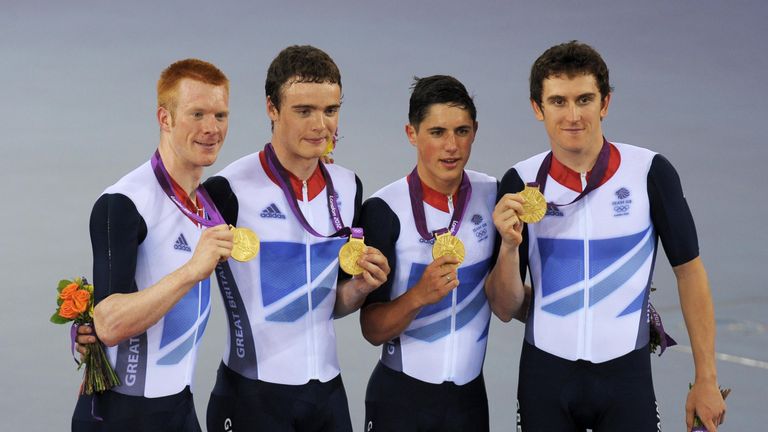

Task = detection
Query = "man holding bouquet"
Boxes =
[72,59,233,431]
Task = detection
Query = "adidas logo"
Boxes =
[173,233,192,252]
[545,205,564,217]
[260,203,286,219]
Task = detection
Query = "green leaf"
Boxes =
[57,279,72,293]
[50,311,70,324]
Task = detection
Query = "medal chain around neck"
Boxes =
[407,167,472,241]
[151,150,224,226]
[263,143,355,239]
[533,138,611,210]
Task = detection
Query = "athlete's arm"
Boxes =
[91,193,233,347]
[358,197,460,345]
[648,155,725,430]
[675,258,725,431]
[362,255,459,346]
[484,168,529,322]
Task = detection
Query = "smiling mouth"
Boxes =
[194,140,218,147]
[305,137,327,145]
[562,127,584,133]
[440,158,460,166]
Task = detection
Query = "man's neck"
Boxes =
[416,165,460,196]
[271,140,318,181]
[157,143,202,200]
[552,140,604,173]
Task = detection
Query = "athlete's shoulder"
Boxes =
[512,149,550,171]
[465,169,497,196]
[465,169,497,184]
[610,142,658,177]
[91,192,142,221]
[103,160,151,193]
[101,160,156,211]
[323,161,356,178]
[214,152,261,181]
[613,141,657,160]
[371,176,408,203]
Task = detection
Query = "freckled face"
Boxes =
[160,78,229,171]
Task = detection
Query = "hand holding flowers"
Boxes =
[50,277,120,394]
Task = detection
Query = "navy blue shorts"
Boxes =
[206,362,352,432]
[364,362,489,432]
[517,341,660,432]
[71,386,201,432]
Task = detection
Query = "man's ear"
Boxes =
[157,106,172,131]
[406,123,418,146]
[267,96,279,122]
[600,93,612,120]
[530,99,545,121]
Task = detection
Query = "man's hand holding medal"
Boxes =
[339,234,391,297]
[183,224,234,280]
[494,184,547,249]
[408,255,462,308]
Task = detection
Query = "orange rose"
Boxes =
[58,300,79,319]
[59,283,79,301]
[71,289,91,314]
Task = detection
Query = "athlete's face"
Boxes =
[268,80,341,162]
[408,103,476,194]
[159,78,229,171]
[532,73,610,160]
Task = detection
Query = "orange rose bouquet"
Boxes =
[50,277,120,394]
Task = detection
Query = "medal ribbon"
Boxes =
[649,303,677,355]
[263,143,353,238]
[532,138,611,210]
[407,167,472,241]
[151,150,225,226]
[70,323,82,366]
[349,227,364,240]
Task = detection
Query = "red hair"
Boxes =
[157,58,229,115]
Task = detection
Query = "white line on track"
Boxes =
[670,345,768,370]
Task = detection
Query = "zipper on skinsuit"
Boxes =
[447,194,457,381]
[579,172,593,361]
[302,180,318,378]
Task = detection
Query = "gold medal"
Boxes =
[339,236,366,275]
[431,232,465,266]
[230,226,260,262]
[518,185,547,224]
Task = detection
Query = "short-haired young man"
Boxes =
[359,75,497,431]
[486,40,726,431]
[72,59,234,431]
[203,45,390,432]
